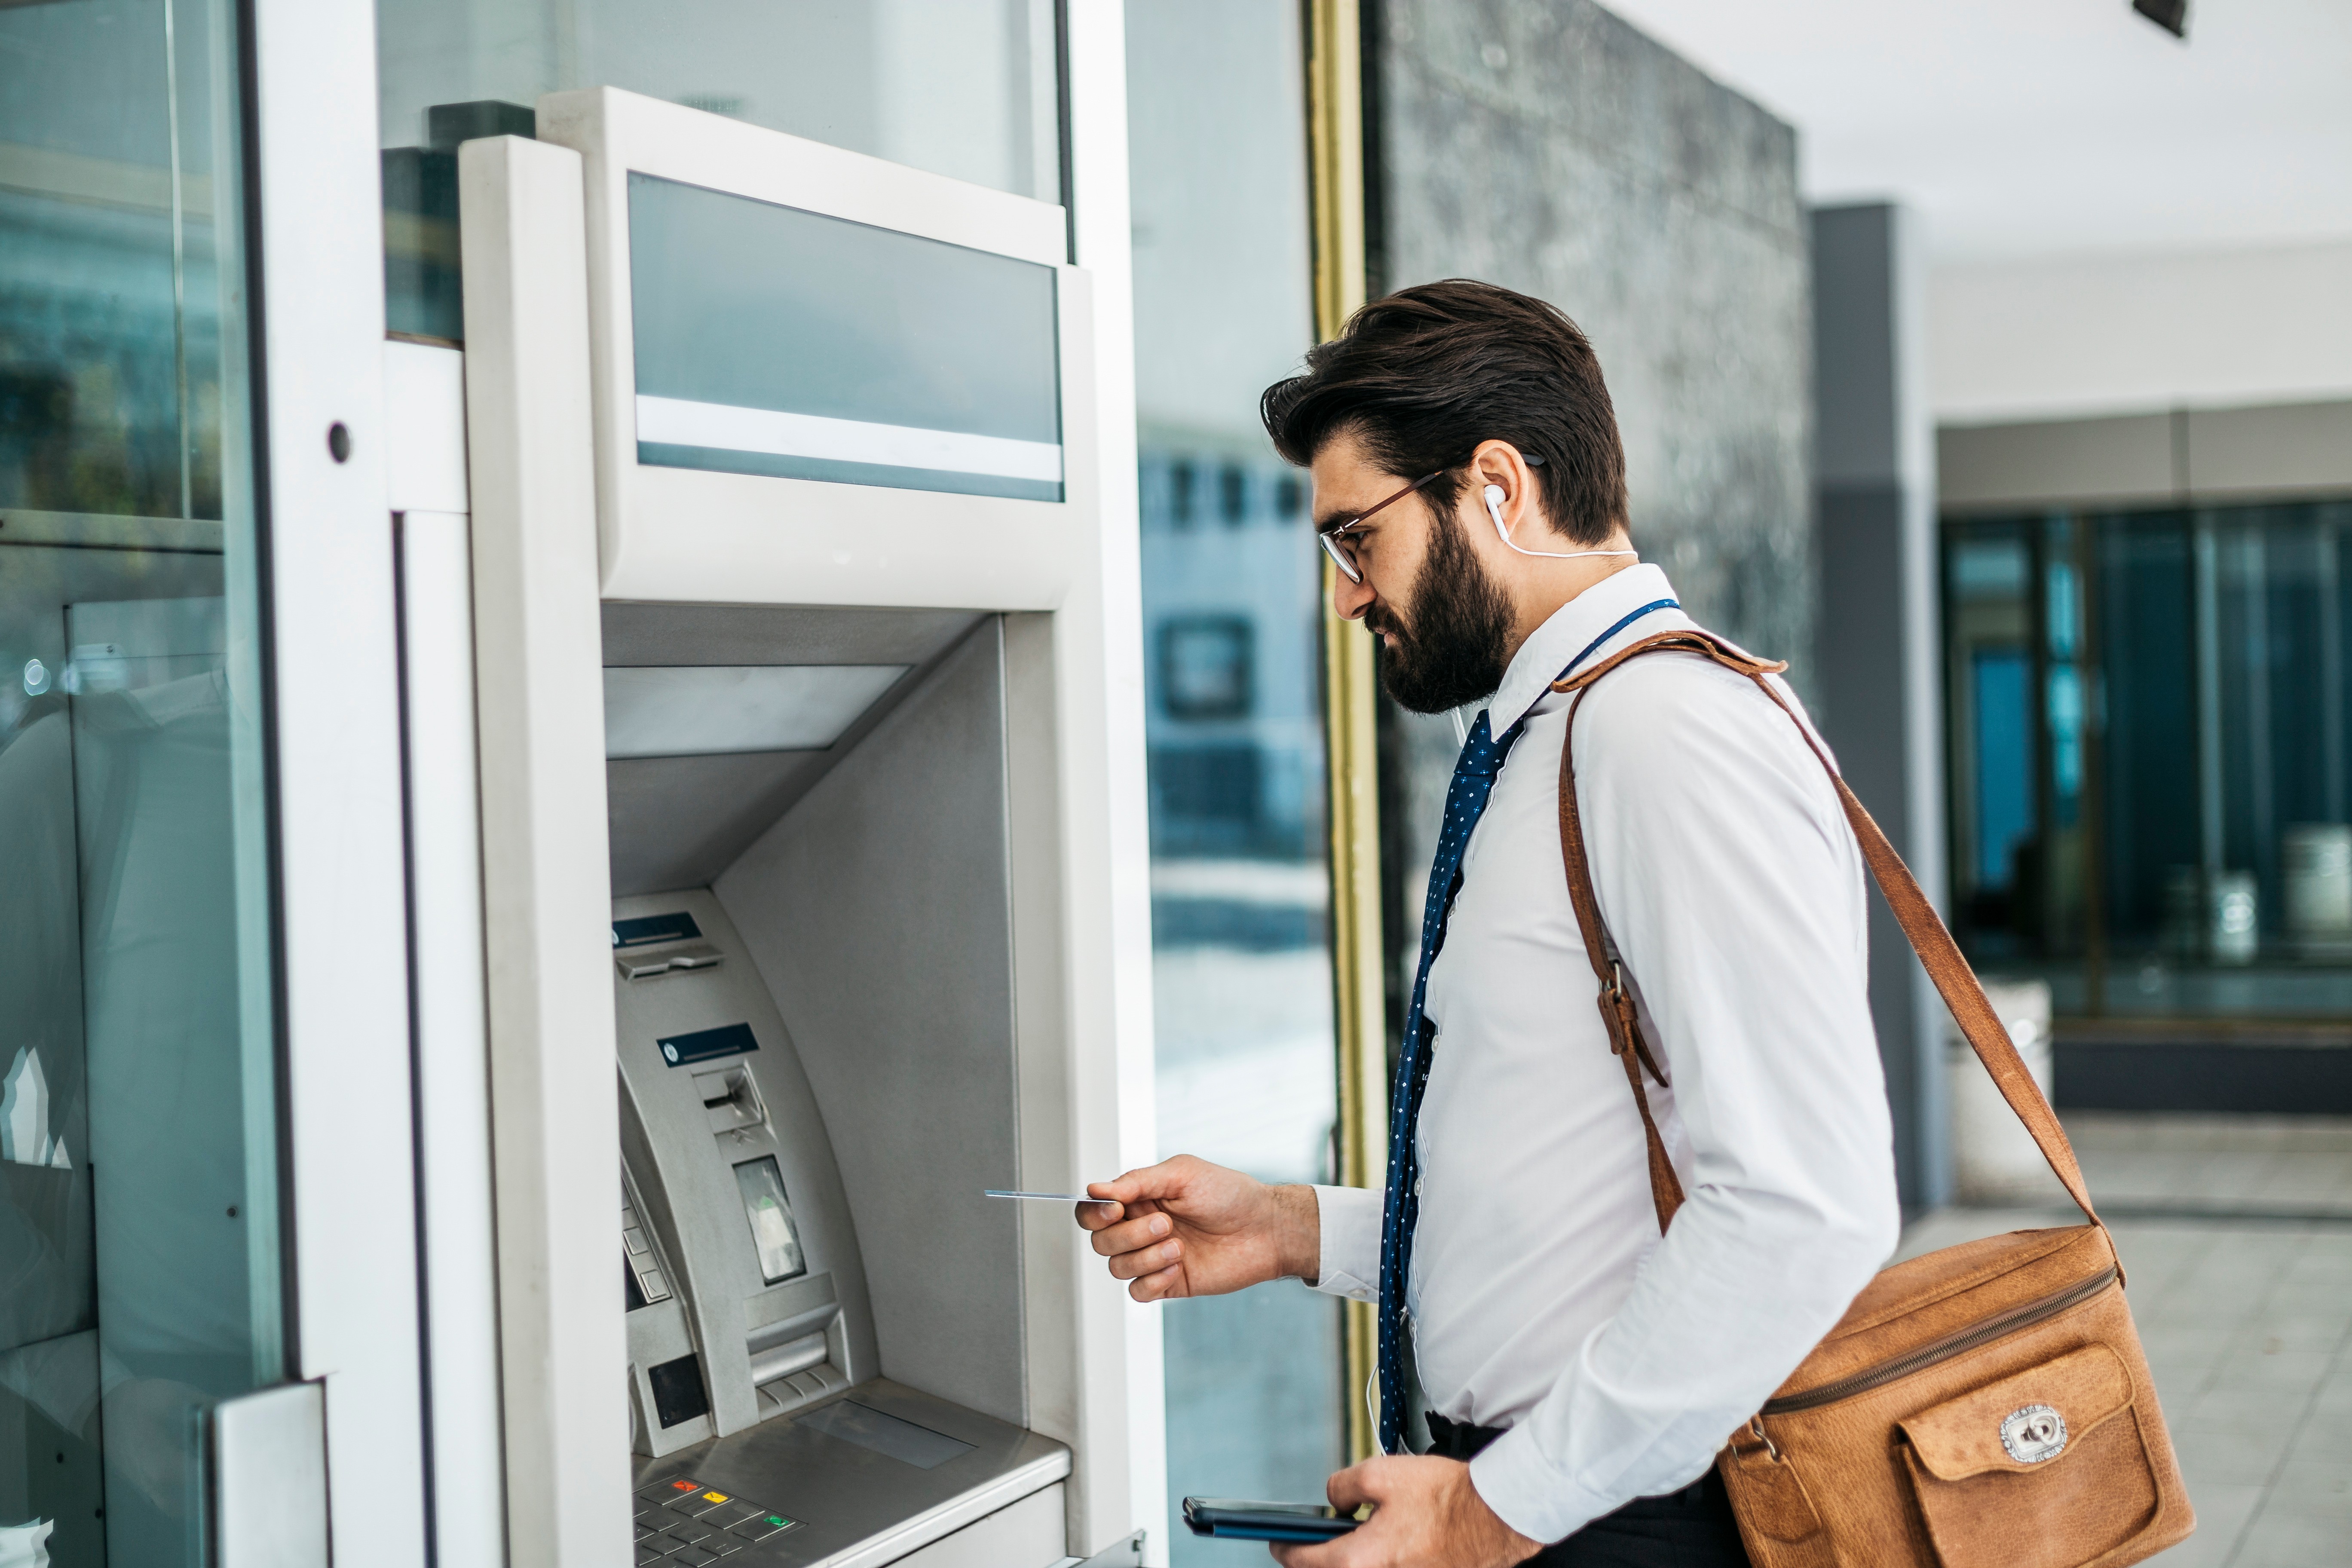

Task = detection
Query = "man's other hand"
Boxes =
[1075,1156,1319,1301]
[1269,1456,1542,1568]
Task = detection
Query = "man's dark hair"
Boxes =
[1260,279,1628,546]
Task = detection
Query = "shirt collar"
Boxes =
[1485,562,1690,737]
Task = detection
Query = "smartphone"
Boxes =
[1181,1498,1361,1542]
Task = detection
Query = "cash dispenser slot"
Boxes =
[746,1333,828,1390]
[743,1273,845,1415]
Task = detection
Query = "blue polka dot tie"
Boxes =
[1375,707,1522,1455]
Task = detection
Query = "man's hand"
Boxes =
[1270,1456,1543,1568]
[1075,1156,1319,1300]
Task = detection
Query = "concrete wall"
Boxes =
[1369,0,1813,668]
[1369,0,1815,967]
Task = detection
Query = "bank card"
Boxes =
[983,1189,1121,1205]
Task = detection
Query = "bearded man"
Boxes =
[1080,280,1901,1568]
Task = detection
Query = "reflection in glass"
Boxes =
[734,1157,807,1285]
[1127,2,1344,1557]
[0,3,279,1565]
[0,0,245,524]
[375,0,1065,341]
[1945,501,2352,1020]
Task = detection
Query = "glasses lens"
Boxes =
[1319,530,1361,584]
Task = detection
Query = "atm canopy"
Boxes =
[600,603,985,894]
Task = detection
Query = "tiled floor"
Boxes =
[1896,1114,2352,1568]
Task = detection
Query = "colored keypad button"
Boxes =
[728,1513,797,1542]
[666,1489,733,1517]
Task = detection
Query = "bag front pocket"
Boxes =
[1898,1343,2158,1568]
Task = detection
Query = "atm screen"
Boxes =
[626,172,1063,503]
[733,1155,807,1285]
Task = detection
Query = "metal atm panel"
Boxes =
[605,619,1067,1565]
[613,889,876,1447]
[611,888,1066,1567]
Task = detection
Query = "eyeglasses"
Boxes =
[1316,469,1447,585]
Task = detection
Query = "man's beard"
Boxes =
[1366,514,1513,714]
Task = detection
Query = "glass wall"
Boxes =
[1126,0,1344,1555]
[1946,499,2352,1018]
[376,0,1065,340]
[0,3,284,1565]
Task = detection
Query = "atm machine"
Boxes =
[443,88,1153,1568]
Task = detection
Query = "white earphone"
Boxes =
[1483,483,1636,562]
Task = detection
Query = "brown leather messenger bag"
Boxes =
[1551,629,2195,1568]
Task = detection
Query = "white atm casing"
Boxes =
[458,86,1155,1568]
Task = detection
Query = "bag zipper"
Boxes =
[1759,1266,2119,1417]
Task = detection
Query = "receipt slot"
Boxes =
[456,89,1153,1568]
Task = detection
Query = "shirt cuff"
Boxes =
[1307,1185,1381,1301]
[1467,1426,1614,1547]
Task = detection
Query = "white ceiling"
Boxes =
[1596,0,2352,262]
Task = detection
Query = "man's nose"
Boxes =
[1331,570,1375,622]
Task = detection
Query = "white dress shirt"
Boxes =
[1310,563,1901,1544]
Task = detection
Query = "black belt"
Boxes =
[1422,1413,1721,1509]
[1424,1410,1507,1460]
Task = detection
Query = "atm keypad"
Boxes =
[636,1479,798,1556]
[637,1545,738,1565]
[637,1529,743,1562]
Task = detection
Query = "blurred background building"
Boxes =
[1608,0,2352,1123]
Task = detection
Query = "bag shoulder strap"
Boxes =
[1550,628,2100,1230]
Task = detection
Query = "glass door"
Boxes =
[0,3,284,1565]
[1124,2,1347,1556]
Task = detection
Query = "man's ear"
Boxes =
[1465,439,1545,542]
